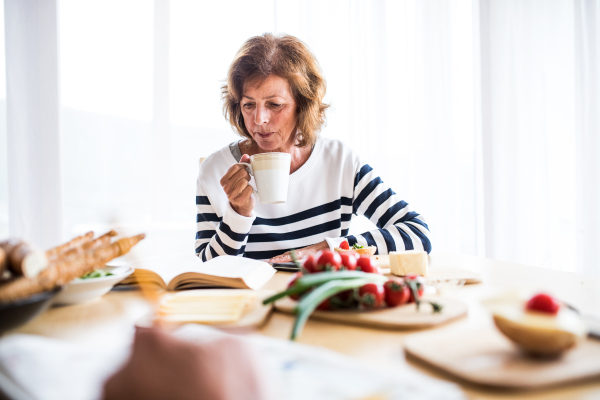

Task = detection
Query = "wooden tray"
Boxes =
[136,289,275,330]
[372,255,483,284]
[274,296,467,330]
[404,326,600,389]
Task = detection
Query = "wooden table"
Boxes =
[8,252,600,400]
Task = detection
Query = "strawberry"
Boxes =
[526,293,560,315]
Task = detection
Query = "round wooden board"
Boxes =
[404,326,600,389]
[274,296,467,330]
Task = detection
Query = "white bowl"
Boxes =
[54,265,135,306]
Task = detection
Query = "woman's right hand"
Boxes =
[220,154,255,217]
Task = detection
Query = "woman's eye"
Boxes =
[270,103,282,108]
[243,103,254,109]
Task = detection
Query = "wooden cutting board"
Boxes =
[372,255,483,284]
[136,289,274,330]
[404,325,600,389]
[274,296,467,329]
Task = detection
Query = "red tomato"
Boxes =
[356,256,381,274]
[314,250,342,272]
[358,283,385,309]
[286,272,304,300]
[384,277,410,307]
[405,274,425,303]
[317,297,331,310]
[339,253,357,271]
[332,289,356,309]
[339,241,350,250]
[303,255,316,273]
[526,293,560,315]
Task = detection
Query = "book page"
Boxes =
[169,255,275,290]
[109,252,194,284]
[112,253,275,290]
[188,255,274,278]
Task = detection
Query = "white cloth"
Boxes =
[0,326,467,400]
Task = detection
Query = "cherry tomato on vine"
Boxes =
[358,283,385,309]
[339,241,350,250]
[317,297,331,310]
[287,272,305,300]
[526,293,560,315]
[303,255,316,273]
[356,256,381,274]
[331,289,356,309]
[339,253,357,271]
[405,274,425,303]
[384,277,410,307]
[314,250,342,272]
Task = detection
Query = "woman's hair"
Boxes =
[222,33,328,148]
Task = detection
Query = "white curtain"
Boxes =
[274,0,481,260]
[574,0,600,276]
[4,0,599,275]
[479,0,600,275]
[4,0,63,249]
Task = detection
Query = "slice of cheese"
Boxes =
[389,250,428,276]
[157,289,256,324]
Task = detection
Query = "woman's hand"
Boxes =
[267,240,329,263]
[220,154,255,217]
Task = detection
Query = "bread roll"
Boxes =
[334,246,377,257]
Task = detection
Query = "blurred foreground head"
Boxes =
[103,327,270,400]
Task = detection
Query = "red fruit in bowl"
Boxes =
[339,253,357,271]
[314,250,342,272]
[339,241,350,250]
[356,256,381,274]
[526,293,560,315]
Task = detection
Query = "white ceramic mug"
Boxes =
[238,152,291,204]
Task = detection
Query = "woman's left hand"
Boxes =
[267,240,329,263]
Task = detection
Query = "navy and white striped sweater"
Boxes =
[195,138,431,261]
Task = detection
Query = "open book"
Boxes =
[112,253,276,291]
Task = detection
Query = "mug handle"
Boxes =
[237,162,260,202]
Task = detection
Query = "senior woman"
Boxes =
[195,33,431,263]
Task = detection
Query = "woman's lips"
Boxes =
[255,132,275,138]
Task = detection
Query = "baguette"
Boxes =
[0,247,6,276]
[46,231,94,260]
[7,242,49,278]
[0,239,20,258]
[60,230,118,259]
[0,234,145,303]
[0,239,49,278]
[334,246,377,257]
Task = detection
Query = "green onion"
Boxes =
[297,271,387,287]
[291,278,374,340]
[406,280,421,310]
[262,271,386,306]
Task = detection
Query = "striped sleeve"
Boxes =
[345,164,432,254]
[195,181,255,261]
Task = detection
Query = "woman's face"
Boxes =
[240,75,297,152]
